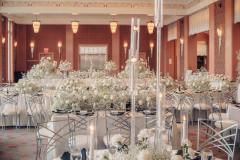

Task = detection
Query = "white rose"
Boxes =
[146,96,151,102]
[110,95,115,100]
[138,100,144,105]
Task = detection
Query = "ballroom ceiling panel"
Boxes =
[0,0,218,25]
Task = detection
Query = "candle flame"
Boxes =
[131,57,137,63]
[89,125,94,132]
[183,115,186,121]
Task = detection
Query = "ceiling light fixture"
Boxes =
[71,20,79,34]
[32,15,41,33]
[110,21,118,34]
[147,21,154,34]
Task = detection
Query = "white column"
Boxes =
[7,20,14,83]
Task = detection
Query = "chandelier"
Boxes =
[32,19,41,33]
[147,21,154,34]
[110,21,118,34]
[71,20,79,33]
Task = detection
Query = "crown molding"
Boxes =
[0,0,218,25]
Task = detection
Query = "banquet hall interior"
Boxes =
[0,0,240,160]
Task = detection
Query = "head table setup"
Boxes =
[1,1,240,160]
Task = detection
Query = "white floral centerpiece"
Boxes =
[104,61,117,72]
[69,71,89,79]
[209,74,230,91]
[15,80,41,94]
[136,89,156,109]
[110,134,129,154]
[52,91,80,111]
[56,79,84,93]
[161,75,175,89]
[27,57,57,79]
[186,74,210,93]
[118,58,154,79]
[137,128,155,150]
[58,60,72,72]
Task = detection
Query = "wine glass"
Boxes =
[201,149,213,160]
[108,146,116,160]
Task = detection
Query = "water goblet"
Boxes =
[201,149,213,160]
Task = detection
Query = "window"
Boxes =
[79,45,107,71]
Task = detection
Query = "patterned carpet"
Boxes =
[0,127,239,160]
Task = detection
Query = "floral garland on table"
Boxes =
[27,57,57,79]
[15,80,41,94]
[58,60,72,72]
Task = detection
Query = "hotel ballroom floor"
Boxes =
[0,126,239,160]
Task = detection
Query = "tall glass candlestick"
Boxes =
[181,110,189,144]
[89,124,95,160]
[129,18,140,148]
[154,0,164,150]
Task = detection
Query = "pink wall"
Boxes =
[233,22,240,79]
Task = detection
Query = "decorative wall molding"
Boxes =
[0,0,217,25]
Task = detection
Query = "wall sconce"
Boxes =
[180,38,184,56]
[2,37,5,44]
[149,41,154,57]
[30,41,35,59]
[14,41,18,48]
[217,28,222,53]
[57,41,62,59]
[123,41,128,59]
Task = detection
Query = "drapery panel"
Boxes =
[235,0,240,23]
[167,22,177,41]
[189,8,209,35]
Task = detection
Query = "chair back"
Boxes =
[26,93,50,124]
[36,119,73,160]
[197,119,238,160]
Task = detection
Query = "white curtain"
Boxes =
[235,0,240,23]
[197,41,207,56]
[79,45,107,71]
[189,8,209,35]
[167,22,177,41]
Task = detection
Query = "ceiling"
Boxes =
[0,0,218,25]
